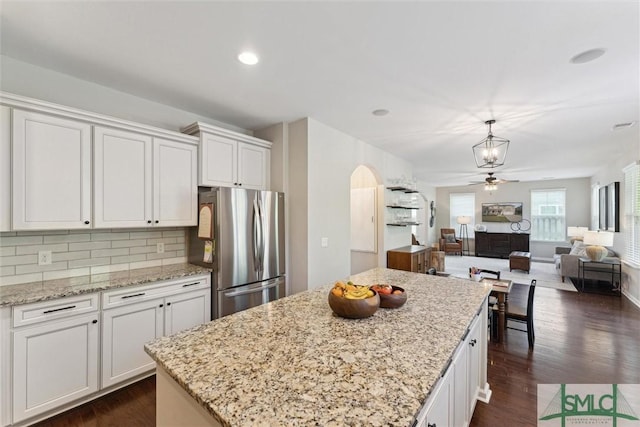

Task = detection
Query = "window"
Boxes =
[531,189,566,241]
[450,193,475,238]
[623,161,640,266]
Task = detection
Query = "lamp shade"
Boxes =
[583,231,614,247]
[567,226,588,237]
[457,216,472,225]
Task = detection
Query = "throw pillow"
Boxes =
[569,241,587,257]
[443,233,456,243]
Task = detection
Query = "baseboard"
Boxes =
[477,382,492,403]
[622,288,640,309]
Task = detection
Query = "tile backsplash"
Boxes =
[0,227,189,286]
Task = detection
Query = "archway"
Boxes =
[350,165,383,274]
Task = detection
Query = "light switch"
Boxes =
[321,237,329,248]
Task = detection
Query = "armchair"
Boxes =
[439,228,463,256]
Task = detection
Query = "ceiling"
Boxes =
[1,1,638,187]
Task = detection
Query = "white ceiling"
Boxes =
[1,1,638,187]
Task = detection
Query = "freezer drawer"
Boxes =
[217,277,285,318]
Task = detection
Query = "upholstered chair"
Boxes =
[439,228,462,255]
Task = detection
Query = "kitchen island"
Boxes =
[144,268,492,426]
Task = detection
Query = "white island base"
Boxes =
[157,367,222,427]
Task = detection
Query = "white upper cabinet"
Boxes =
[238,142,269,190]
[2,93,199,231]
[94,126,153,228]
[0,106,10,232]
[153,137,197,226]
[94,128,197,228]
[12,110,92,230]
[182,122,271,190]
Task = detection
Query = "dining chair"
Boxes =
[475,269,501,340]
[505,279,537,348]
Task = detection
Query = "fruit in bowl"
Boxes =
[372,285,407,309]
[328,281,380,319]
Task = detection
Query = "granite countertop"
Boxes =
[145,267,491,427]
[0,263,211,307]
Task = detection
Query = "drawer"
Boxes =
[102,274,210,310]
[13,293,99,328]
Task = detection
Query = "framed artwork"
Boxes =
[481,202,523,222]
[607,182,620,232]
[599,186,607,231]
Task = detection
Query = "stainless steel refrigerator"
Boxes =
[188,187,285,319]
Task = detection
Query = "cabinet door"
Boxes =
[153,138,198,226]
[101,299,163,388]
[453,341,469,426]
[237,142,268,190]
[164,288,210,336]
[12,313,99,423]
[12,110,91,229]
[0,106,10,232]
[423,365,453,427]
[467,314,482,417]
[94,126,153,228]
[200,133,236,187]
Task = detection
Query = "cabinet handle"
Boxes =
[182,282,200,288]
[121,292,145,299]
[470,339,477,347]
[238,183,242,186]
[92,319,98,324]
[159,304,164,308]
[234,183,238,186]
[167,302,171,306]
[155,220,159,224]
[84,220,90,225]
[428,423,436,427]
[43,305,77,314]
[147,220,152,224]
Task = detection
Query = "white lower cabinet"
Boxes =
[101,298,164,388]
[417,300,487,427]
[2,274,210,426]
[101,276,210,389]
[11,295,100,424]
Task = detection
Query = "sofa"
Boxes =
[554,241,620,283]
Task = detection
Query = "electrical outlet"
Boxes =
[38,250,52,266]
[156,243,165,254]
[321,237,329,248]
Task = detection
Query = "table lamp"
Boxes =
[567,226,588,244]
[583,230,614,262]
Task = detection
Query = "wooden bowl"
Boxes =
[328,290,380,319]
[378,286,407,309]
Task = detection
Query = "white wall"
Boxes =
[436,178,591,260]
[289,118,414,290]
[0,56,248,135]
[591,129,640,306]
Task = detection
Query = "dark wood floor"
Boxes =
[34,286,640,427]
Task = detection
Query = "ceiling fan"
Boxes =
[468,172,519,189]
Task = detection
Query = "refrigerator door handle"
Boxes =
[252,197,261,273]
[223,279,281,297]
[257,197,265,272]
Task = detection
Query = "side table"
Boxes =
[578,257,622,295]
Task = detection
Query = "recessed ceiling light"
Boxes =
[570,48,606,64]
[238,52,259,65]
[612,121,636,130]
[372,109,389,116]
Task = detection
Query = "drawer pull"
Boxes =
[182,282,201,288]
[43,305,77,314]
[121,293,146,299]
[92,319,98,324]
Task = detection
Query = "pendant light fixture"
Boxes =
[472,119,510,168]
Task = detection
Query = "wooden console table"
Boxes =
[387,245,431,273]
[475,232,530,258]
